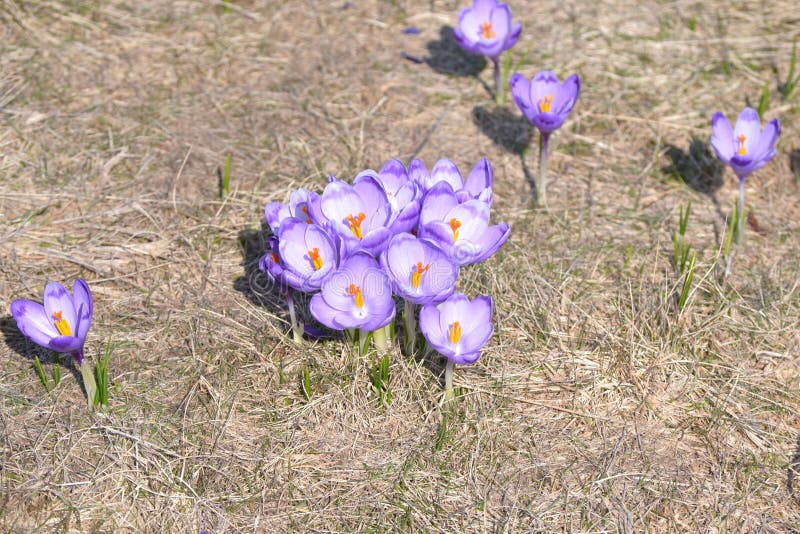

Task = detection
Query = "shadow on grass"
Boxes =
[790,148,800,181]
[662,138,725,195]
[232,225,336,341]
[425,25,491,97]
[0,315,84,393]
[472,105,538,201]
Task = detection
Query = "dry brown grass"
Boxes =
[1,0,800,531]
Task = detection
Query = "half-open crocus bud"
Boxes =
[11,279,93,366]
[411,158,493,205]
[419,293,494,365]
[379,232,459,305]
[710,107,780,182]
[309,253,396,331]
[511,70,581,135]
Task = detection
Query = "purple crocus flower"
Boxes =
[313,176,395,257]
[710,107,780,244]
[418,182,510,266]
[267,217,339,293]
[511,70,581,205]
[453,0,521,104]
[379,233,459,305]
[355,159,421,235]
[453,0,521,60]
[711,107,780,181]
[309,253,396,332]
[264,188,320,233]
[11,279,93,366]
[420,293,493,365]
[411,158,493,204]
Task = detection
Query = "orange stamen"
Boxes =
[449,321,462,344]
[539,94,554,113]
[346,284,365,308]
[481,21,496,39]
[737,134,747,155]
[271,252,280,263]
[450,218,462,242]
[52,310,72,337]
[411,262,430,288]
[307,247,324,270]
[301,205,312,224]
[346,212,367,240]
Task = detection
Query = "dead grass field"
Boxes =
[1,0,800,531]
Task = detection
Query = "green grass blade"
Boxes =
[34,355,51,392]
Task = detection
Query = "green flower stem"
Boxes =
[286,289,303,344]
[444,359,455,403]
[736,178,746,245]
[372,325,389,353]
[358,329,370,356]
[493,57,503,105]
[403,300,416,355]
[79,359,97,411]
[539,131,550,206]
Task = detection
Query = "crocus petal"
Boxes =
[10,299,58,348]
[710,112,734,163]
[751,118,781,162]
[72,279,93,341]
[733,108,762,154]
[506,22,522,49]
[419,304,448,347]
[429,159,465,192]
[264,202,290,232]
[320,181,366,224]
[464,158,493,201]
[408,159,430,189]
[459,295,494,348]
[43,282,77,336]
[511,73,534,117]
[48,335,83,353]
[555,74,581,117]
[419,181,459,227]
[471,223,511,264]
[529,71,561,111]
[481,3,511,57]
[378,158,409,194]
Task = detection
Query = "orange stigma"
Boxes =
[450,218,462,242]
[52,310,72,337]
[346,212,367,240]
[481,21,496,39]
[411,262,430,288]
[307,247,324,270]
[737,134,747,155]
[301,205,312,224]
[346,284,365,308]
[271,252,280,263]
[539,94,554,113]
[449,321,462,344]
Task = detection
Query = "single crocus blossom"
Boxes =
[454,0,522,104]
[313,176,395,257]
[355,159,421,235]
[419,293,494,398]
[511,70,581,205]
[274,217,340,293]
[309,253,396,332]
[418,182,510,266]
[379,232,459,306]
[11,279,97,405]
[411,158,493,205]
[710,107,781,244]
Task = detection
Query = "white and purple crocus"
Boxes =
[710,107,781,243]
[454,0,521,104]
[11,279,97,404]
[511,70,581,205]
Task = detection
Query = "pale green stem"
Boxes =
[79,359,97,411]
[403,300,416,355]
[286,289,303,344]
[493,57,503,105]
[372,325,389,353]
[539,132,550,206]
[358,329,370,356]
[444,359,455,403]
[736,178,746,245]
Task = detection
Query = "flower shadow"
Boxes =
[0,315,84,390]
[426,25,491,97]
[790,148,800,181]
[661,138,725,195]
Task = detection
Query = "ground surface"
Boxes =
[1,0,800,532]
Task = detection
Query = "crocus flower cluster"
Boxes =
[260,157,509,389]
